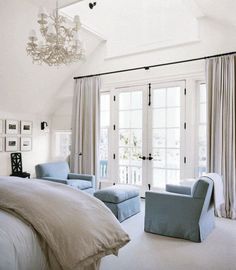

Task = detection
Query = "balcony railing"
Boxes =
[100,160,108,179]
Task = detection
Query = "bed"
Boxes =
[0,176,130,270]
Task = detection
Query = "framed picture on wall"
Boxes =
[0,137,3,152]
[5,137,18,152]
[0,120,4,134]
[6,120,18,135]
[21,137,32,151]
[21,121,32,135]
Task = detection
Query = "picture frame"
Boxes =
[0,120,4,134]
[5,137,18,152]
[21,121,33,135]
[6,120,18,135]
[21,137,32,151]
[0,137,3,152]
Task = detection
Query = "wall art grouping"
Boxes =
[0,119,32,152]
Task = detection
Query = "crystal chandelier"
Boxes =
[26,2,84,66]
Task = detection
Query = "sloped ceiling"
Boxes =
[62,0,202,59]
[60,0,236,59]
[28,0,82,10]
[0,0,104,115]
[1,0,236,116]
[195,0,236,27]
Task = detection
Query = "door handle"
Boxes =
[139,156,146,160]
[148,154,153,160]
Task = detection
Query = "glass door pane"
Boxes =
[151,84,183,189]
[118,89,144,186]
[197,83,207,176]
[100,93,110,179]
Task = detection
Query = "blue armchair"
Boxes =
[144,177,215,242]
[35,162,95,194]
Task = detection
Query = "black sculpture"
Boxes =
[10,153,30,178]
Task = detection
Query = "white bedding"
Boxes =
[0,176,130,270]
[0,210,48,270]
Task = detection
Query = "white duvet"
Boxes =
[0,210,48,270]
[0,177,130,270]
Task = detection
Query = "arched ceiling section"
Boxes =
[0,0,104,115]
[1,0,236,115]
[61,0,203,58]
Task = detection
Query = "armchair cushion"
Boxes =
[42,177,68,185]
[68,173,95,188]
[43,177,93,190]
[67,180,92,190]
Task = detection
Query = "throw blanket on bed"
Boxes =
[0,177,130,270]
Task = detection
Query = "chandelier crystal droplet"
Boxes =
[26,2,85,66]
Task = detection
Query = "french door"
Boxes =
[147,82,185,190]
[114,86,147,187]
[112,81,186,191]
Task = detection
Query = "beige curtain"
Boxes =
[70,77,101,180]
[206,55,236,219]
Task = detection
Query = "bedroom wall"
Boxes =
[52,99,73,131]
[0,111,50,177]
[50,100,72,162]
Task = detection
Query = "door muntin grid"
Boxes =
[118,90,143,185]
[151,86,182,189]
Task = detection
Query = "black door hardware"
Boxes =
[139,156,146,160]
[148,154,153,160]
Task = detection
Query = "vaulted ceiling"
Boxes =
[1,0,236,116]
[61,0,236,59]
[0,0,103,115]
[62,0,202,58]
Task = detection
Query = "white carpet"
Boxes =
[101,200,236,270]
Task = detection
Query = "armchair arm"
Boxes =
[68,173,95,188]
[145,191,203,222]
[42,177,68,185]
[166,184,192,195]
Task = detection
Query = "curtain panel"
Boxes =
[206,55,236,219]
[70,77,101,181]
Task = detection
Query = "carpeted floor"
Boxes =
[100,200,236,270]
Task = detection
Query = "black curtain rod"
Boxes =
[73,50,236,80]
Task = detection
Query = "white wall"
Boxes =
[52,99,73,130]
[0,111,50,177]
[50,99,72,161]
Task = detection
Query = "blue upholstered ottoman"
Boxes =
[94,185,140,222]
